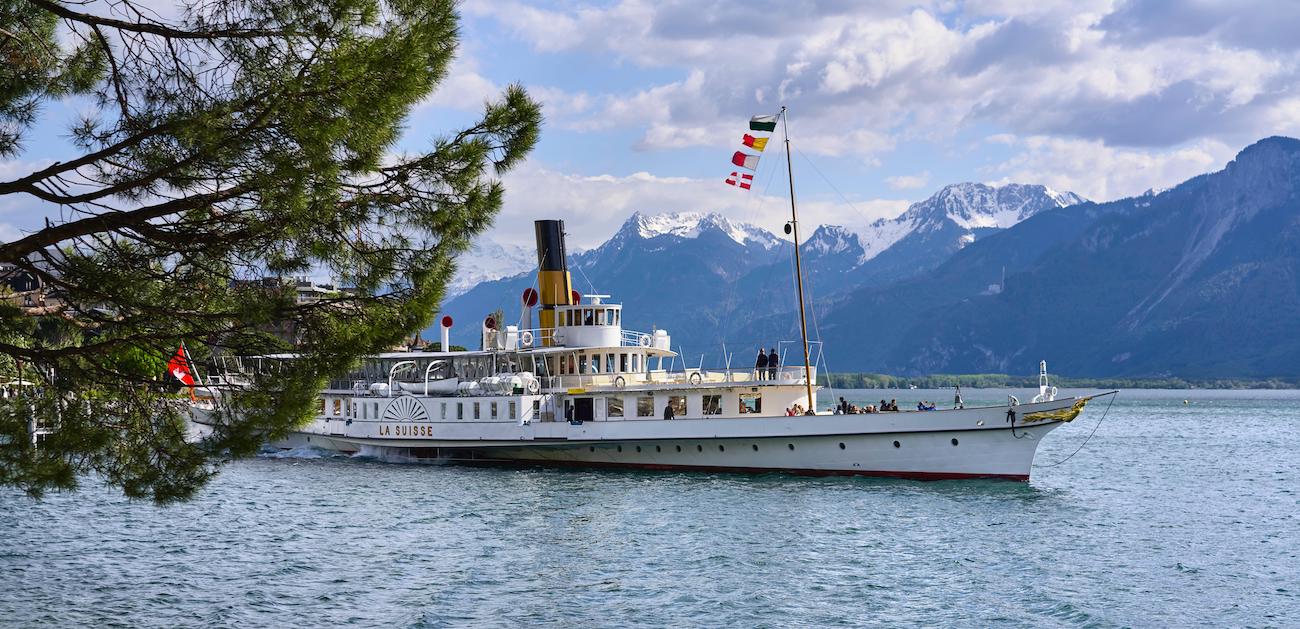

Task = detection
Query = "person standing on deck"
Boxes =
[755,349,768,381]
[767,348,779,380]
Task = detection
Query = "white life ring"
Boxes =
[520,330,534,347]
[780,370,795,381]
[638,334,651,347]
[614,375,626,388]
[526,380,541,394]
[1008,395,1020,406]
[688,372,702,385]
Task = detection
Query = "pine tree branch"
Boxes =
[29,0,293,41]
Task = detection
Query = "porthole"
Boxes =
[676,445,682,452]
[788,443,795,450]
[697,444,703,452]
[752,444,759,452]
[617,445,623,453]
[635,446,642,453]
[951,438,959,446]
[719,444,725,452]
[656,445,662,453]
[838,442,846,450]
[589,446,595,452]
[893,440,901,448]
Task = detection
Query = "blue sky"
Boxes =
[5,0,1300,249]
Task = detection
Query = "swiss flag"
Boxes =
[167,344,196,387]
[725,171,753,190]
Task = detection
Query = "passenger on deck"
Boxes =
[889,399,898,411]
[755,349,768,381]
[767,348,779,380]
[838,397,849,414]
[917,401,925,411]
[663,404,675,420]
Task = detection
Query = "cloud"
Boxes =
[484,159,909,249]
[416,54,502,111]
[1099,0,1300,52]
[464,0,1300,159]
[886,171,930,190]
[985,135,1237,200]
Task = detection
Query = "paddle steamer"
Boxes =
[193,108,1103,480]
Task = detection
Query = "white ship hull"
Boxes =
[264,396,1091,481]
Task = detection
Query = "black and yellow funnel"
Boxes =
[534,219,574,346]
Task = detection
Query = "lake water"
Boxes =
[2,389,1296,627]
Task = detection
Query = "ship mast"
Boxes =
[780,106,816,411]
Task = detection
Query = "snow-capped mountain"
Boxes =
[821,136,1300,377]
[436,187,1081,350]
[610,211,783,251]
[446,237,535,298]
[852,183,1085,266]
[835,182,1085,290]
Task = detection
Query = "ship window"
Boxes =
[584,309,594,325]
[440,403,447,420]
[591,354,601,373]
[333,399,341,416]
[598,309,607,325]
[951,438,958,446]
[373,402,379,418]
[457,403,464,420]
[893,440,901,448]
[752,444,758,451]
[317,398,325,415]
[703,395,722,415]
[669,395,687,417]
[719,444,725,452]
[359,401,365,419]
[740,393,762,414]
[509,402,517,420]
[633,354,641,372]
[606,353,616,373]
[676,445,682,452]
[608,397,624,418]
[636,396,654,417]
[578,355,588,373]
[635,446,641,452]
[620,353,629,372]
[839,442,846,450]
[474,403,481,420]
[490,402,498,420]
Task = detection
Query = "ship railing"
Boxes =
[510,327,658,349]
[620,329,655,348]
[539,365,816,390]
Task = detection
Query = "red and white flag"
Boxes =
[725,171,753,190]
[167,344,196,387]
[731,151,760,171]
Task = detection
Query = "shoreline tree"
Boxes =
[0,0,540,502]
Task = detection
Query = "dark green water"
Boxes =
[2,389,1296,627]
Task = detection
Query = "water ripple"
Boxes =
[2,389,1298,627]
